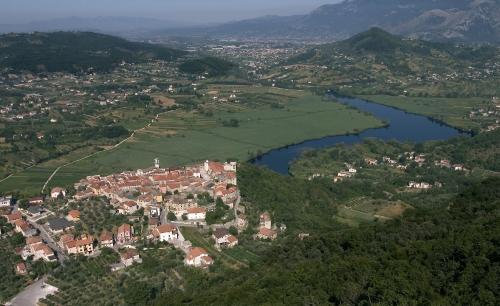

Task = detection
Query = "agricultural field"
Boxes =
[359,95,488,131]
[335,197,413,227]
[0,86,383,195]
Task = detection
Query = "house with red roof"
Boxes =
[99,231,114,248]
[184,247,213,268]
[152,224,178,242]
[186,207,206,220]
[257,228,277,240]
[66,210,81,221]
[117,224,133,244]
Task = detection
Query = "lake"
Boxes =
[251,95,468,174]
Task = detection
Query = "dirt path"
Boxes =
[40,112,165,193]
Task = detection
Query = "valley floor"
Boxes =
[0,90,383,195]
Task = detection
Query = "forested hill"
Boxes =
[153,174,500,305]
[0,32,186,73]
[290,28,499,70]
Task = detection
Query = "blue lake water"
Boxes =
[251,95,468,174]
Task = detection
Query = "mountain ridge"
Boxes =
[172,0,500,43]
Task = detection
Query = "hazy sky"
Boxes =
[1,0,339,24]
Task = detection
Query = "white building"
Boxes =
[186,207,206,220]
[0,195,12,207]
[152,224,179,242]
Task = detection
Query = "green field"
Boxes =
[359,95,487,131]
[0,89,383,194]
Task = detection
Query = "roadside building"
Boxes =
[116,224,133,244]
[152,224,179,242]
[186,207,206,220]
[47,218,74,234]
[99,231,114,248]
[50,187,66,199]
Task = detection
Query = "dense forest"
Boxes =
[0,32,186,73]
[152,173,500,305]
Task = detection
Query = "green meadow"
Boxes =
[0,91,383,195]
[359,95,487,131]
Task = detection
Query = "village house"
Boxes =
[435,159,451,168]
[212,228,238,249]
[118,201,139,215]
[120,248,142,267]
[61,234,94,256]
[186,207,206,220]
[50,187,66,199]
[364,158,378,166]
[0,195,13,207]
[5,211,22,224]
[14,219,37,237]
[236,214,248,230]
[47,218,74,234]
[259,212,272,229]
[257,228,277,240]
[99,231,114,248]
[214,184,240,207]
[66,210,81,222]
[408,181,432,189]
[15,262,28,275]
[152,224,179,242]
[24,236,57,262]
[117,223,133,244]
[184,247,213,268]
[28,196,45,205]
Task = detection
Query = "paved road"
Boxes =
[30,221,68,264]
[6,276,58,306]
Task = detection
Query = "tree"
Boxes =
[123,282,157,306]
[167,212,177,221]
[228,226,238,236]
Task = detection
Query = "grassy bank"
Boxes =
[358,95,487,131]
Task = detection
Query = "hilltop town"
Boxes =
[1,158,284,297]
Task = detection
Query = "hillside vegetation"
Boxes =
[0,32,186,73]
[272,28,499,97]
[179,56,236,77]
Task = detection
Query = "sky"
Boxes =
[1,0,339,25]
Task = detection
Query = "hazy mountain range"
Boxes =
[1,1,499,44]
[0,16,183,38]
[169,0,500,43]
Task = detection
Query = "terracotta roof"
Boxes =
[186,247,208,260]
[117,223,132,234]
[99,231,113,242]
[6,211,22,222]
[155,224,177,234]
[120,248,139,260]
[259,228,276,237]
[26,236,43,245]
[227,235,238,243]
[68,210,80,219]
[187,207,206,214]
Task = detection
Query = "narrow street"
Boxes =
[29,220,68,264]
